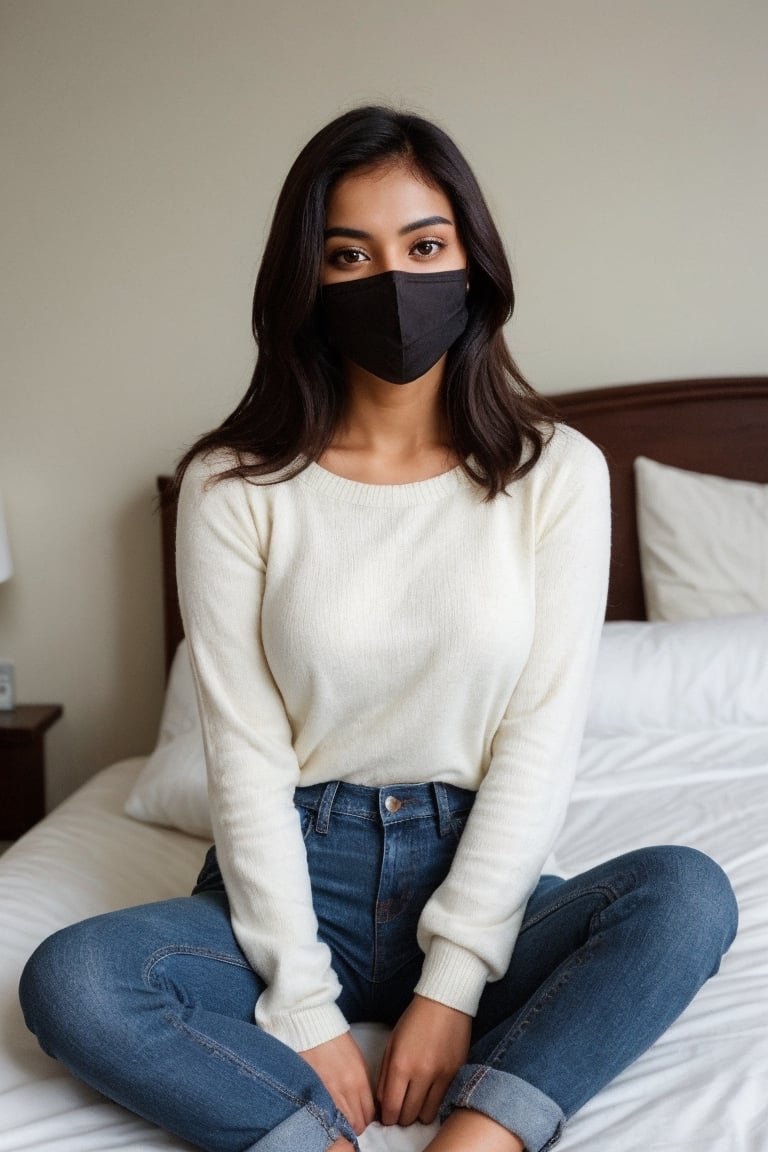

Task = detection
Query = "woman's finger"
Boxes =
[419,1078,448,1125]
[377,1063,409,1126]
[397,1077,426,1127]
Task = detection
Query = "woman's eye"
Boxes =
[411,238,445,258]
[329,247,368,266]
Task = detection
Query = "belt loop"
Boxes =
[315,781,340,835]
[432,782,452,838]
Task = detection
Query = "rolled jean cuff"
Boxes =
[440,1064,565,1152]
[249,1102,357,1152]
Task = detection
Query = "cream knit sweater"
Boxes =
[176,424,610,1052]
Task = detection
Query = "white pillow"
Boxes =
[124,641,212,838]
[586,613,768,736]
[155,637,199,743]
[635,455,768,622]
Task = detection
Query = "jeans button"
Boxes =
[385,795,402,813]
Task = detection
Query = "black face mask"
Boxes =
[321,268,469,385]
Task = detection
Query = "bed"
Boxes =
[1,377,766,1151]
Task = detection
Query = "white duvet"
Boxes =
[2,614,768,1150]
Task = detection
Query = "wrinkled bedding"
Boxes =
[0,734,766,1151]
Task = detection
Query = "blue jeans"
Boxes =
[20,781,737,1152]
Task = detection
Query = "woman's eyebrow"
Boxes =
[324,226,370,240]
[323,216,454,241]
[398,215,453,235]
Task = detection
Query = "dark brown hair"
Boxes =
[170,105,552,501]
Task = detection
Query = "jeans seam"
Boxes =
[162,1010,341,1142]
[483,934,604,1072]
[296,808,378,826]
[380,812,449,827]
[368,952,422,987]
[519,880,621,934]
[542,1124,564,1150]
[453,1061,491,1104]
[372,830,387,984]
[144,945,253,985]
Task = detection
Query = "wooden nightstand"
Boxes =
[0,705,63,839]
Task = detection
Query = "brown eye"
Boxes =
[411,239,445,259]
[330,247,368,266]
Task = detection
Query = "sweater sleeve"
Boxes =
[176,453,348,1051]
[415,429,611,1016]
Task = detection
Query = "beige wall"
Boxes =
[1,0,766,807]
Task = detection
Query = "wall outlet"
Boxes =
[0,661,16,711]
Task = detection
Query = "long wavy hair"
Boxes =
[170,105,553,501]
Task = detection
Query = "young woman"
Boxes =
[20,106,737,1152]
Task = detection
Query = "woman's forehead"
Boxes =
[325,162,454,231]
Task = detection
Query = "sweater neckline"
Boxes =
[297,460,475,506]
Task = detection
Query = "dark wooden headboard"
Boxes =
[551,377,768,620]
[158,375,768,674]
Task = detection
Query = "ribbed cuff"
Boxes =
[414,938,489,1017]
[256,1000,350,1053]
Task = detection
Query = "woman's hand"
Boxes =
[376,994,472,1126]
[299,1031,376,1135]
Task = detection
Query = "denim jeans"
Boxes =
[20,780,737,1152]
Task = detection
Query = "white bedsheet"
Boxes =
[0,733,766,1151]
